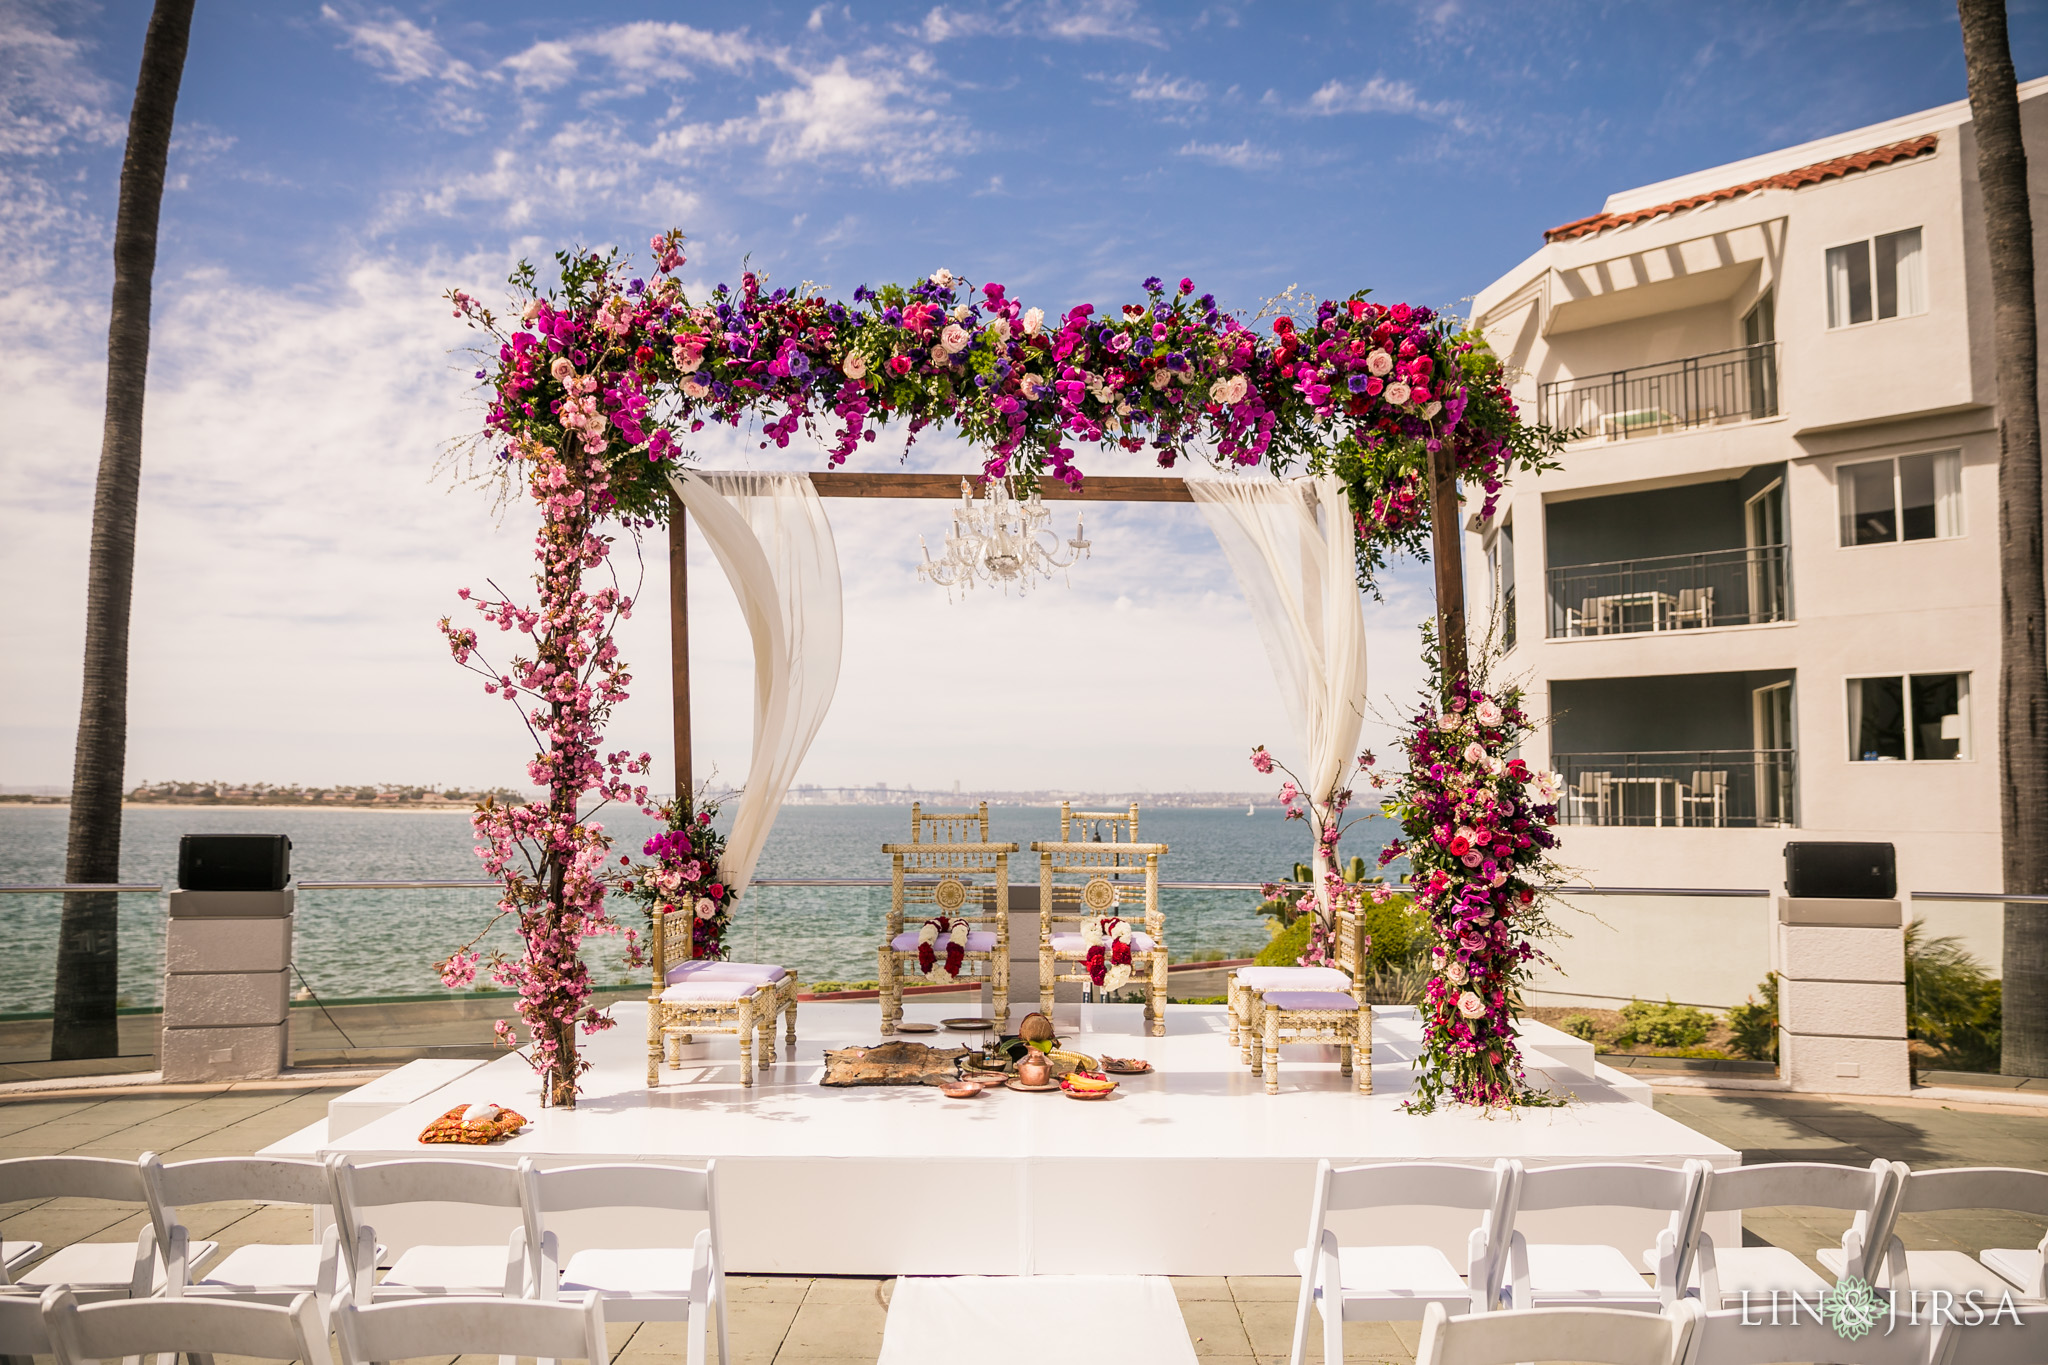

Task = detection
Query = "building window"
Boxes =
[1487,519,1517,648]
[1826,227,1925,328]
[1848,672,1969,761]
[1836,449,1962,546]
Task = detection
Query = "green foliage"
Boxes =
[1613,998,1712,1050]
[1727,973,1780,1063]
[1256,914,1314,967]
[1561,1013,1598,1042]
[1906,921,2002,1073]
[1364,893,1424,975]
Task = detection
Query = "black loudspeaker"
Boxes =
[177,834,292,892]
[1784,841,1896,900]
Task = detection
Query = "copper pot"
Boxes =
[1015,1051,1051,1087]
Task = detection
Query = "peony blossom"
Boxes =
[1385,381,1413,406]
[1476,699,1502,726]
[931,267,955,287]
[940,323,970,354]
[1457,991,1486,1019]
[1366,350,1393,376]
[1022,307,1044,335]
[990,317,1012,342]
[1463,742,1487,766]
[1210,373,1249,405]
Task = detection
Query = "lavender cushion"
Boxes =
[890,930,999,953]
[1261,990,1361,1011]
[1236,967,1350,991]
[665,961,787,985]
[1049,931,1156,954]
[659,980,767,1003]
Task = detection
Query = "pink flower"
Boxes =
[1250,746,1275,774]
[940,323,970,354]
[1385,381,1412,406]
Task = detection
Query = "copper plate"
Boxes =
[1004,1078,1061,1092]
[941,1017,995,1031]
[1102,1058,1154,1075]
[1061,1086,1118,1101]
[895,1022,938,1034]
[937,1082,981,1098]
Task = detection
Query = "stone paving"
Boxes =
[0,1081,2039,1363]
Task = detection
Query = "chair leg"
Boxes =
[1039,950,1055,1020]
[1227,978,1241,1049]
[648,1006,663,1087]
[738,1003,755,1087]
[879,948,898,1035]
[1321,1281,1343,1365]
[785,982,798,1050]
[686,1295,707,1365]
[1150,951,1168,1037]
[1264,1012,1281,1095]
[1339,1030,1353,1077]
[1358,1009,1373,1094]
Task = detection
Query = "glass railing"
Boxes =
[1546,544,1788,637]
[1551,749,1797,828]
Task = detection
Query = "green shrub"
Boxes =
[1612,998,1711,1050]
[1364,893,1425,975]
[1727,974,1779,1062]
[1256,914,1314,967]
[1561,1013,1598,1041]
[1907,921,2002,1073]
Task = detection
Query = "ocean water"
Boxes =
[0,804,1390,1011]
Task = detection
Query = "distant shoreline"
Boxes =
[1,797,1276,812]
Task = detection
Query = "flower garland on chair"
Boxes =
[614,793,736,962]
[1082,916,1135,991]
[918,916,968,982]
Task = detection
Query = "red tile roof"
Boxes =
[1543,133,1940,243]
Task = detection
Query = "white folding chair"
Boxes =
[1288,1158,1517,1365]
[1681,1302,1935,1365]
[1415,1299,1693,1365]
[0,1285,49,1359]
[328,1156,533,1303]
[1503,1160,1708,1311]
[1685,1160,1896,1307]
[522,1158,728,1365]
[1932,1302,2048,1365]
[41,1285,332,1365]
[0,1156,216,1302]
[332,1287,607,1365]
[1821,1166,2048,1304]
[146,1155,360,1325]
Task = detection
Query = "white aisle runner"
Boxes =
[879,1276,1199,1365]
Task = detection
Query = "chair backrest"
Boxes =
[1933,1303,2048,1365]
[149,1155,332,1214]
[0,1156,161,1264]
[1314,1159,1517,1295]
[519,1159,716,1266]
[1893,1165,2048,1219]
[330,1156,527,1249]
[1417,1301,1690,1365]
[1511,1160,1702,1215]
[911,801,989,844]
[1699,1159,1894,1283]
[333,1288,607,1365]
[1682,1303,1935,1365]
[1036,839,1168,938]
[42,1286,331,1365]
[1060,800,1139,842]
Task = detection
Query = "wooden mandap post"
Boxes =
[1425,445,1468,699]
[667,486,692,804]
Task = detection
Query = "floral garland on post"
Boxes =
[1378,638,1567,1112]
[615,794,735,963]
[1250,745,1382,966]
[917,916,968,982]
[1081,915,1134,990]
[436,424,650,1108]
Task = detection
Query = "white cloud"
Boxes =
[499,22,765,93]
[322,6,477,87]
[725,56,970,185]
[1128,69,1208,103]
[917,1,1162,47]
[1304,76,1459,121]
[1177,138,1277,171]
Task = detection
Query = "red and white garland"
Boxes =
[918,916,968,982]
[1081,916,1134,991]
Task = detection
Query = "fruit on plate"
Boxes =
[1061,1070,1117,1093]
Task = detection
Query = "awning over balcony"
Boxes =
[1546,217,1785,335]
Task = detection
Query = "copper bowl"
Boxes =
[937,1081,981,1098]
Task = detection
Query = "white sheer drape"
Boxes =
[669,470,844,900]
[1188,474,1369,902]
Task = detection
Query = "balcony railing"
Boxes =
[1547,544,1788,638]
[1553,749,1797,828]
[1539,342,1778,440]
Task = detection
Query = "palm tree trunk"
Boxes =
[1959,0,2048,1077]
[53,0,195,1062]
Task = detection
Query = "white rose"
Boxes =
[952,304,970,323]
[931,267,955,288]
[842,350,868,380]
[1210,373,1248,405]
[1367,349,1393,376]
[695,897,717,920]
[1445,960,1468,985]
[1463,742,1486,765]
[520,300,541,324]
[1022,307,1044,336]
[1476,699,1502,726]
[990,317,1012,342]
[941,323,970,354]
[1457,990,1486,1019]
[1385,381,1412,406]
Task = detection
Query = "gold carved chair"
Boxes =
[1032,802,1169,1036]
[1227,903,1364,1060]
[1241,909,1372,1093]
[878,802,1018,1034]
[645,909,798,1089]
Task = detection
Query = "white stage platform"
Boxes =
[268,1000,1736,1276]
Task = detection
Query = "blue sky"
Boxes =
[4,0,2044,794]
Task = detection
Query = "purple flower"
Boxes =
[1348,373,1371,393]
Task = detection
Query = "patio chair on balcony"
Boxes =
[1682,771,1728,828]
[1565,773,1612,825]
[1669,587,1714,630]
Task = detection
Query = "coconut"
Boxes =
[1018,1012,1055,1043]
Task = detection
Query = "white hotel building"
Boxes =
[1466,81,2048,1008]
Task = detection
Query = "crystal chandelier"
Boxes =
[917,478,1091,597]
